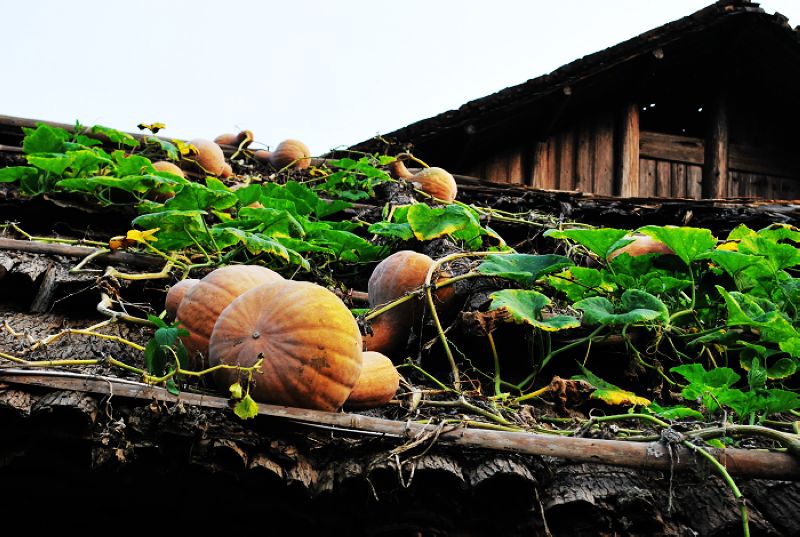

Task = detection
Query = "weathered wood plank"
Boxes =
[593,113,614,196]
[687,165,703,199]
[507,148,523,185]
[673,162,687,198]
[575,122,593,193]
[640,131,704,165]
[532,139,557,190]
[617,103,639,197]
[656,160,671,197]
[703,92,729,199]
[639,158,656,197]
[557,129,575,191]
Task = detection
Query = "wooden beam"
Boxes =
[703,92,729,199]
[0,238,164,269]
[617,103,640,197]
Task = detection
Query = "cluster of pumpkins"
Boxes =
[164,249,452,412]
[150,127,459,204]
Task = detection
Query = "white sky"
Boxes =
[4,1,800,155]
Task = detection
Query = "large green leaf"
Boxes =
[738,235,800,272]
[91,124,139,148]
[236,207,305,238]
[488,289,580,332]
[574,289,669,326]
[406,204,484,248]
[308,229,387,263]
[638,225,716,265]
[543,228,629,258]
[27,154,73,175]
[547,267,616,301]
[0,166,37,183]
[22,123,69,154]
[164,182,238,211]
[132,209,209,250]
[478,254,574,287]
[213,228,308,269]
[368,221,415,241]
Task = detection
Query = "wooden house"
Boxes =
[353,0,800,199]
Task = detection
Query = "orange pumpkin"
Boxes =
[365,251,453,356]
[188,138,228,176]
[209,280,363,411]
[411,167,457,203]
[269,139,311,170]
[175,265,283,368]
[164,278,199,321]
[344,351,400,410]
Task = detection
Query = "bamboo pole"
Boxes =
[0,368,796,481]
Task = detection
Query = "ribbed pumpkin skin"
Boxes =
[165,278,199,321]
[412,167,457,203]
[344,351,400,410]
[188,138,227,176]
[209,280,363,411]
[269,139,311,170]
[364,251,434,355]
[176,266,283,368]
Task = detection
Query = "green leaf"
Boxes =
[165,379,180,396]
[478,254,574,287]
[234,394,259,420]
[133,209,209,250]
[145,136,179,160]
[648,402,704,420]
[67,149,113,175]
[574,289,668,326]
[738,235,800,272]
[309,229,387,263]
[488,289,580,332]
[0,166,38,183]
[229,383,244,399]
[368,221,415,241]
[164,182,238,211]
[91,124,139,148]
[757,223,800,244]
[406,204,484,248]
[638,225,716,265]
[213,227,309,269]
[26,154,73,175]
[236,207,305,238]
[144,338,162,376]
[22,123,69,154]
[547,267,616,301]
[113,150,154,176]
[762,389,800,415]
[543,228,629,258]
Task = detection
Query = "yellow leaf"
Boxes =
[592,387,651,407]
[717,241,739,252]
[126,228,160,243]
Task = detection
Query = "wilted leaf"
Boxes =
[573,364,651,407]
[229,383,244,399]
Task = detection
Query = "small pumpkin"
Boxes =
[269,139,311,170]
[175,265,283,368]
[214,130,254,148]
[164,278,199,321]
[344,351,400,410]
[253,149,272,164]
[412,167,457,203]
[152,160,185,179]
[188,138,228,176]
[209,279,363,411]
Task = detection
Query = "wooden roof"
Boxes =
[350,1,800,163]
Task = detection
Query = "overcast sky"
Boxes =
[4,1,800,155]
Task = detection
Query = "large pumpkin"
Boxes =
[175,265,283,368]
[209,279,363,411]
[364,250,455,357]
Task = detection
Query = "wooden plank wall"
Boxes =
[530,111,615,193]
[464,121,800,200]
